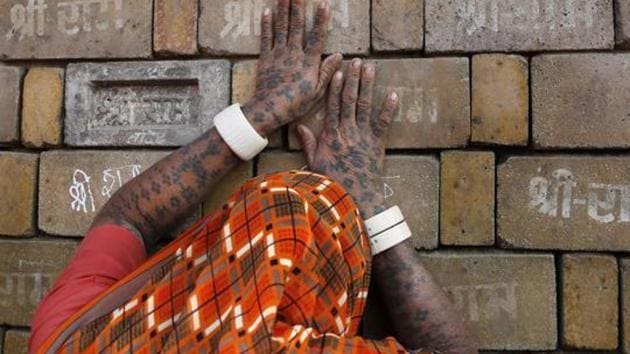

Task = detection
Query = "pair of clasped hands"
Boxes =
[242,0,399,218]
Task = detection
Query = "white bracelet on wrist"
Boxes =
[213,104,268,161]
[364,206,412,256]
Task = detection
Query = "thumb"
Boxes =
[297,124,317,166]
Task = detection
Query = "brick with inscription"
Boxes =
[203,162,253,214]
[289,58,470,149]
[622,259,630,354]
[0,152,38,237]
[617,0,630,48]
[154,0,198,55]
[441,151,495,246]
[65,60,230,147]
[4,330,28,354]
[562,254,618,350]
[425,0,614,53]
[0,0,152,59]
[22,67,64,148]
[39,150,171,236]
[0,239,77,326]
[498,156,630,250]
[258,153,439,249]
[532,54,630,149]
[0,66,23,145]
[199,0,369,55]
[472,54,528,146]
[372,0,423,52]
[232,60,282,148]
[418,252,557,350]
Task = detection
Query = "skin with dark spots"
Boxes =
[297,60,477,353]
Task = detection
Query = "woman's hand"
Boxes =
[296,58,399,218]
[242,0,343,136]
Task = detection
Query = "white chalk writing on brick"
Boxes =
[6,0,124,40]
[220,0,349,39]
[457,0,596,35]
[375,86,439,124]
[444,281,518,322]
[528,168,630,223]
[0,272,56,307]
[126,131,168,145]
[382,176,400,199]
[69,165,142,213]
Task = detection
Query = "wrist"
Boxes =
[241,99,283,137]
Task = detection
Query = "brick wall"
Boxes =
[0,0,628,352]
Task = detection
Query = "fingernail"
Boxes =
[352,58,362,68]
[365,65,375,75]
[263,8,271,16]
[334,71,343,81]
[298,125,306,134]
[390,92,398,101]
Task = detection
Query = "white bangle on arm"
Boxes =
[364,206,412,256]
[214,104,269,161]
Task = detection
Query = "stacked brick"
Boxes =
[0,0,628,352]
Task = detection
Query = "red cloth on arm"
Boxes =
[29,225,147,352]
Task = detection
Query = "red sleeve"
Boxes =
[29,225,147,352]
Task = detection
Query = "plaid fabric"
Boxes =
[46,171,409,353]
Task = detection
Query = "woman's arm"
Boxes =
[297,60,476,353]
[93,0,342,252]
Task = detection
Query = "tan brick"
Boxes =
[203,162,253,214]
[621,259,630,354]
[0,66,23,145]
[199,0,369,55]
[372,0,423,52]
[0,239,78,326]
[154,0,199,55]
[0,152,38,236]
[498,156,630,250]
[532,54,630,149]
[232,61,282,148]
[419,252,557,350]
[4,330,28,354]
[289,58,470,149]
[472,54,529,146]
[258,153,439,249]
[617,0,630,48]
[562,254,618,350]
[426,0,614,52]
[0,0,152,59]
[39,150,171,236]
[22,68,64,148]
[440,151,495,246]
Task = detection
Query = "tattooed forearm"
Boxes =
[372,244,477,353]
[92,127,240,251]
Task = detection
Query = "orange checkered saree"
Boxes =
[39,171,408,353]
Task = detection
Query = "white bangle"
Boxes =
[213,104,268,161]
[364,206,412,256]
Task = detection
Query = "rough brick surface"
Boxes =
[22,68,64,148]
[372,0,423,51]
[441,151,495,246]
[203,162,253,214]
[0,65,23,145]
[199,0,370,55]
[562,254,618,350]
[498,156,630,250]
[418,252,557,350]
[232,60,282,147]
[472,54,529,146]
[0,0,152,59]
[622,259,630,354]
[4,330,28,354]
[154,0,198,55]
[0,152,38,237]
[65,60,230,147]
[289,58,470,149]
[425,0,614,53]
[39,150,171,236]
[617,0,630,48]
[0,239,77,326]
[258,153,440,249]
[532,53,630,149]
